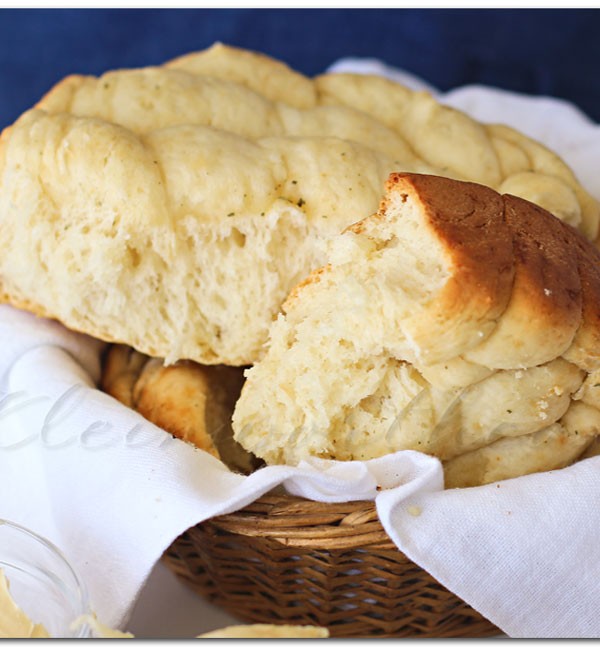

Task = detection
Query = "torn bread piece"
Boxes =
[0,44,597,367]
[233,173,600,486]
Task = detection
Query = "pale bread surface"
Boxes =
[0,44,598,365]
[232,173,600,487]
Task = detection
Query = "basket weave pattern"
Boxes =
[164,493,499,638]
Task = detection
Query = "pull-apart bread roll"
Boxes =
[101,344,255,474]
[0,43,598,366]
[232,173,600,488]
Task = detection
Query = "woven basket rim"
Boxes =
[206,492,396,550]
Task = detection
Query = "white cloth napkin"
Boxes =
[2,61,600,639]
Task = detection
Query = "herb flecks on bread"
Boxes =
[0,44,597,366]
[232,173,600,487]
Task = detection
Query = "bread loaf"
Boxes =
[0,43,597,366]
[232,173,600,487]
[101,344,255,474]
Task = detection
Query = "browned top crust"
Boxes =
[232,172,600,480]
[381,173,516,363]
[0,44,597,369]
[463,189,583,369]
[377,173,596,370]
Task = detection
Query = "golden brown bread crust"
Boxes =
[233,173,600,483]
[101,344,148,408]
[464,192,583,369]
[288,173,589,368]
[346,173,593,369]
[0,44,597,369]
[381,173,516,363]
[132,359,221,457]
[101,345,255,473]
[284,173,513,329]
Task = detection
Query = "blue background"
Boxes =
[1,8,599,130]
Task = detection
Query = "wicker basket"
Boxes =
[164,492,499,638]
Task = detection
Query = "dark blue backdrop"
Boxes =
[1,8,599,130]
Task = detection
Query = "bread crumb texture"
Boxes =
[0,43,598,366]
[233,173,600,488]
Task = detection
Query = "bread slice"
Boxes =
[232,173,600,486]
[0,44,597,367]
[101,345,255,474]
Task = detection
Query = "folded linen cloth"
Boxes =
[1,61,600,639]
